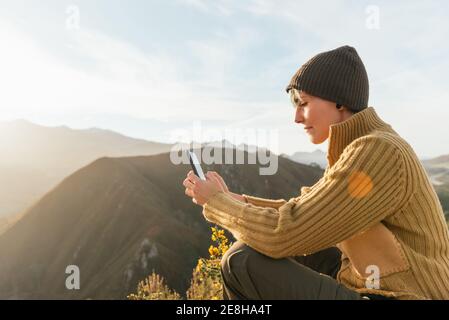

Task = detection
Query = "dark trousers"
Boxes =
[220,240,363,300]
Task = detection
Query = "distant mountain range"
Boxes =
[422,155,449,167]
[0,118,325,220]
[0,147,323,299]
[0,119,174,218]
[422,156,449,218]
[285,149,327,169]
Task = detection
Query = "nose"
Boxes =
[295,107,304,124]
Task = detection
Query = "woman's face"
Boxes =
[291,90,353,144]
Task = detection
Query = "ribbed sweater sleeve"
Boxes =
[202,136,407,258]
[242,194,287,209]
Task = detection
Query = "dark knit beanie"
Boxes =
[286,45,369,112]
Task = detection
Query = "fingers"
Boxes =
[183,177,195,189]
[185,188,200,205]
[209,171,221,182]
[206,172,221,186]
[185,188,194,198]
[207,171,228,191]
[184,170,203,206]
[184,170,202,198]
[206,171,218,181]
[187,170,201,183]
[205,171,214,181]
[208,174,222,188]
[212,172,227,187]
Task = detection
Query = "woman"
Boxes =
[183,45,449,300]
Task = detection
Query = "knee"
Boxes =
[220,240,259,276]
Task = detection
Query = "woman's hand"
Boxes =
[207,171,229,193]
[183,171,225,206]
[207,172,245,202]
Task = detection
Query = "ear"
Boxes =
[341,106,356,115]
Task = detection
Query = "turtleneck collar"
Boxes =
[327,107,392,168]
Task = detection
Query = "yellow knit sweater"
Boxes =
[202,107,449,300]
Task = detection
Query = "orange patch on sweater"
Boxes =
[348,171,373,199]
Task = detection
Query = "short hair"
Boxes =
[289,88,302,108]
[289,88,360,114]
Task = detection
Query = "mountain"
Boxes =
[191,140,272,154]
[422,155,449,187]
[0,148,323,299]
[0,119,174,218]
[0,212,25,235]
[422,155,449,218]
[422,155,449,168]
[287,149,327,169]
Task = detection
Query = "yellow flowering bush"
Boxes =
[127,271,182,300]
[128,225,232,300]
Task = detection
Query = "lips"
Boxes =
[304,126,313,130]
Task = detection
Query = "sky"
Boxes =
[0,0,448,158]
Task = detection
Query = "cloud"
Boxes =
[0,19,266,123]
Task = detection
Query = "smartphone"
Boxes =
[188,151,206,180]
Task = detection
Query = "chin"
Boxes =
[310,136,326,145]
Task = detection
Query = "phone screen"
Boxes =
[188,151,206,180]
